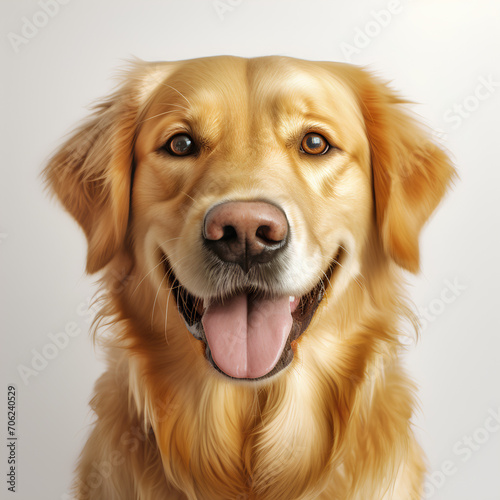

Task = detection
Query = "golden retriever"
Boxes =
[44,56,455,499]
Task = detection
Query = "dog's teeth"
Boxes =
[290,296,295,302]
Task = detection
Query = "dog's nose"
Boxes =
[203,201,288,271]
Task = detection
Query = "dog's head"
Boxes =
[44,56,454,381]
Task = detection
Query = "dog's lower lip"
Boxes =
[161,251,341,380]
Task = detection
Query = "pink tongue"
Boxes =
[202,294,293,379]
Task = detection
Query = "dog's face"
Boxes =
[133,57,373,380]
[44,56,454,382]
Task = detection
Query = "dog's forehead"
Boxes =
[247,57,357,106]
[141,56,249,110]
[141,56,361,122]
[134,56,367,160]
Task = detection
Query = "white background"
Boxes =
[1,1,499,499]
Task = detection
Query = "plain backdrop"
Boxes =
[1,1,499,499]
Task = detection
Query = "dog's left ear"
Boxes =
[43,60,170,273]
[350,68,456,273]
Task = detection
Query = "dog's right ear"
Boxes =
[43,61,170,274]
[338,65,456,273]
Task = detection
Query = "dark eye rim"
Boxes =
[300,132,332,156]
[160,133,197,157]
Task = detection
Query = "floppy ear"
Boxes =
[355,70,456,272]
[43,61,168,274]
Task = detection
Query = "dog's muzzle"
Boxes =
[164,200,339,381]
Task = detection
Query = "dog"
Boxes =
[44,55,455,499]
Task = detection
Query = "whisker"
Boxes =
[320,268,333,291]
[180,191,198,206]
[338,245,366,278]
[131,238,183,296]
[157,236,183,247]
[163,253,191,277]
[157,102,190,112]
[151,270,168,331]
[177,80,197,93]
[337,245,366,291]
[158,83,192,106]
[138,110,182,124]
[164,281,175,344]
[333,256,365,292]
[147,252,191,330]
[132,256,167,296]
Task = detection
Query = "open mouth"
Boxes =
[162,251,341,381]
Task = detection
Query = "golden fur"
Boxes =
[44,56,455,499]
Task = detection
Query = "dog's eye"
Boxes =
[163,134,195,156]
[301,133,329,155]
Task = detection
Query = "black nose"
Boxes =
[203,201,289,272]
